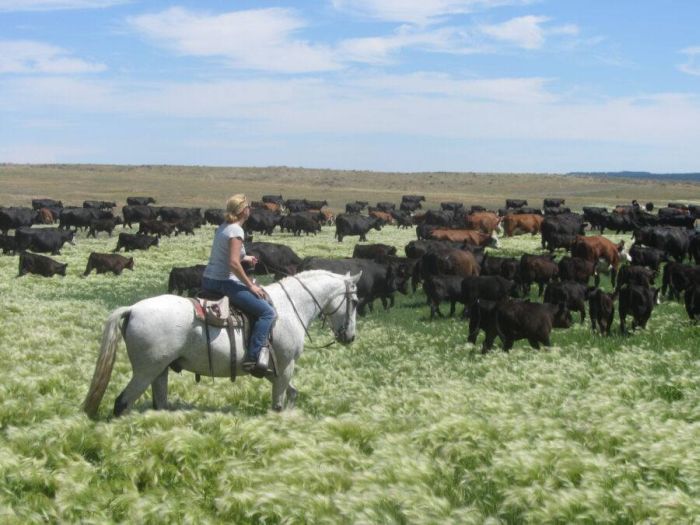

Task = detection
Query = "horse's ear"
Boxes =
[350,271,362,284]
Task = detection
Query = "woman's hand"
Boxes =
[242,255,258,266]
[250,283,266,299]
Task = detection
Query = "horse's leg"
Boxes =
[114,373,154,416]
[151,368,169,410]
[269,359,295,411]
[286,384,298,409]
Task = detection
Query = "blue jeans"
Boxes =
[202,277,276,360]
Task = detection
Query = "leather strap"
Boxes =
[227,315,237,383]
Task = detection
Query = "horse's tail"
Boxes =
[83,306,131,419]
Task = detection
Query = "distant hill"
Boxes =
[568,171,700,182]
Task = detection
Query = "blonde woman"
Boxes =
[202,194,276,377]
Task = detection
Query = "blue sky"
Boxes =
[1,0,700,173]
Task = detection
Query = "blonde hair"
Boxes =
[225,194,250,223]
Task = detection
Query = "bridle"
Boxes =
[277,275,357,348]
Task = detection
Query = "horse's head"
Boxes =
[325,272,361,344]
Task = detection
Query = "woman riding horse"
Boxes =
[201,194,276,378]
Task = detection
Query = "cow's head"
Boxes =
[552,303,573,329]
[487,232,501,249]
[617,240,632,262]
[126,257,135,271]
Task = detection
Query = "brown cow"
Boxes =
[502,213,544,237]
[369,210,394,225]
[428,229,500,248]
[465,212,502,234]
[38,207,55,224]
[571,235,631,287]
[319,209,335,226]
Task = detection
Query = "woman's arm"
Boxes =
[229,237,265,298]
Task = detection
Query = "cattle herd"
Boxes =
[2,193,699,351]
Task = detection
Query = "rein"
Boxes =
[276,275,353,349]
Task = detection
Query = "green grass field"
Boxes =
[1,164,699,522]
[1,212,699,523]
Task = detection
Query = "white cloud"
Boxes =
[480,15,543,49]
[0,0,126,11]
[128,7,340,73]
[0,40,106,74]
[338,25,482,64]
[678,46,700,76]
[331,0,533,25]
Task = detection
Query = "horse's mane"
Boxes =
[267,269,346,290]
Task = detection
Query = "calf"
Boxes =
[480,254,519,281]
[18,252,67,277]
[114,233,159,252]
[544,280,588,323]
[618,285,659,334]
[423,274,465,319]
[470,299,572,352]
[84,253,134,276]
[460,275,515,318]
[519,254,559,296]
[126,196,156,206]
[428,228,500,248]
[588,288,615,335]
[335,214,383,243]
[0,234,17,255]
[168,264,206,296]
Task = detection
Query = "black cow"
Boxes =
[519,254,559,296]
[172,219,197,236]
[84,253,134,276]
[306,200,328,210]
[59,207,113,231]
[541,213,585,251]
[423,274,465,318]
[543,198,565,208]
[244,241,302,279]
[685,283,700,321]
[506,199,527,209]
[544,280,588,323]
[122,205,159,228]
[158,207,201,223]
[335,214,382,242]
[280,214,320,236]
[400,200,422,213]
[32,198,63,210]
[262,195,284,204]
[558,256,599,286]
[588,288,616,335]
[633,226,690,262]
[126,196,156,206]
[440,202,464,212]
[83,200,116,209]
[18,252,67,277]
[629,244,667,272]
[168,264,206,296]
[460,275,515,318]
[204,208,225,225]
[15,227,75,255]
[352,243,397,261]
[245,209,281,236]
[615,265,655,291]
[391,210,413,228]
[87,217,122,238]
[618,285,659,334]
[480,254,519,281]
[0,207,40,235]
[690,234,700,265]
[345,202,367,214]
[114,233,159,252]
[298,257,398,315]
[139,219,175,238]
[662,262,700,300]
[469,300,572,352]
[0,234,17,255]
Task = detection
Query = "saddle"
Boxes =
[190,291,248,382]
[189,291,277,381]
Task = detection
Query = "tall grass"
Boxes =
[0,223,698,523]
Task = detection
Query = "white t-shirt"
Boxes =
[203,223,246,281]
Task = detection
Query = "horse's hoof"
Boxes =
[272,404,283,412]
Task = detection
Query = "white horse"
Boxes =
[83,270,361,418]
